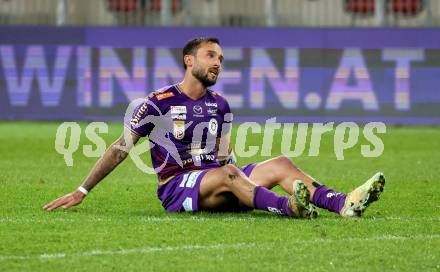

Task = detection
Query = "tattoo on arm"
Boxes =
[112,136,131,161]
[81,134,135,191]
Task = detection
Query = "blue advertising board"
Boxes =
[1,27,439,124]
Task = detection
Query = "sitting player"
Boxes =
[44,37,385,218]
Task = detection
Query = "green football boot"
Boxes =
[288,180,318,219]
[340,172,386,217]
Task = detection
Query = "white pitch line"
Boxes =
[0,243,253,262]
[1,216,439,224]
[0,235,439,262]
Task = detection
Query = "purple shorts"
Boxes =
[157,163,257,212]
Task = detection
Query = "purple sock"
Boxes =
[312,185,346,214]
[253,186,294,217]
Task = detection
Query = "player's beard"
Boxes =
[192,66,218,87]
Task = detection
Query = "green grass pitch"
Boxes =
[0,122,439,271]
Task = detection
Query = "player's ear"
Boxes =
[184,55,193,68]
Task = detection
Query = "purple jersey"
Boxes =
[125,84,232,180]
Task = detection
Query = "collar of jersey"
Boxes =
[174,84,209,102]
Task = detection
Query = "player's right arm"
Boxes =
[43,130,141,211]
[43,95,160,211]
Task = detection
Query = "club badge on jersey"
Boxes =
[208,118,218,135]
[173,120,185,140]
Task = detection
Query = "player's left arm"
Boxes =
[216,94,236,165]
[216,133,237,166]
[218,146,237,165]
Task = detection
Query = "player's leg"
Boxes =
[339,172,385,217]
[198,164,316,218]
[248,155,385,217]
[248,156,345,215]
[248,156,317,195]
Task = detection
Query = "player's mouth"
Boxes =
[208,68,219,77]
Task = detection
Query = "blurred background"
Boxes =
[1,0,439,124]
[0,0,437,27]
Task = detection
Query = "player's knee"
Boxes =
[220,164,242,186]
[221,164,241,178]
[276,155,293,166]
[275,155,300,171]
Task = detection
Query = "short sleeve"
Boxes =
[124,96,160,137]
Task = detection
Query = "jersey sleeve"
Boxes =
[218,96,233,138]
[124,96,161,137]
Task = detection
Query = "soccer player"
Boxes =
[44,37,385,218]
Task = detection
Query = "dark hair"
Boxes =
[182,37,220,70]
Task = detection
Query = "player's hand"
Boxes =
[43,190,86,211]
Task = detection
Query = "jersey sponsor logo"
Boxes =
[171,113,186,120]
[170,105,187,114]
[130,101,148,127]
[148,87,169,99]
[194,154,215,162]
[205,102,218,107]
[182,153,216,166]
[193,105,203,115]
[173,120,185,140]
[182,157,194,166]
[207,108,217,115]
[171,106,187,120]
[208,118,218,135]
[156,92,175,100]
